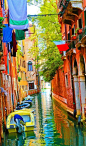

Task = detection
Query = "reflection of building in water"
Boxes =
[40,76,51,89]
[34,95,40,138]
[3,131,35,146]
[53,99,85,146]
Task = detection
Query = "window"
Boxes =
[78,19,82,29]
[25,86,27,90]
[72,25,75,35]
[22,86,24,90]
[65,75,68,87]
[84,11,86,26]
[72,28,74,35]
[22,61,25,68]
[29,83,34,90]
[68,33,70,40]
[28,61,33,71]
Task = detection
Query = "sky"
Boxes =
[27,5,40,15]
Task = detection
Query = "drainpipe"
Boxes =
[70,53,76,117]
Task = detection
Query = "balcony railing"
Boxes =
[58,0,69,9]
[76,27,86,45]
[58,0,83,25]
[66,40,76,53]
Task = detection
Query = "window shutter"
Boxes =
[84,10,86,26]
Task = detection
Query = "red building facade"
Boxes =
[52,0,86,121]
[0,0,18,141]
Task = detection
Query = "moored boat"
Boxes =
[16,103,30,110]
[6,110,35,133]
[21,99,32,106]
[24,95,34,101]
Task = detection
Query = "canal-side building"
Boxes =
[0,0,18,141]
[40,76,51,90]
[17,40,28,103]
[24,24,40,95]
[52,0,86,121]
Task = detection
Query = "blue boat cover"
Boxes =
[14,114,24,122]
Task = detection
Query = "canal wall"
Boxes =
[52,65,75,116]
[28,89,40,95]
[52,93,74,115]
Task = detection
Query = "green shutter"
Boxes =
[0,40,2,51]
[84,10,86,26]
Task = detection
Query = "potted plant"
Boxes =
[17,70,19,73]
[75,28,82,34]
[71,35,77,40]
[18,77,21,82]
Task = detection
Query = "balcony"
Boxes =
[66,41,76,55]
[76,27,86,48]
[81,27,86,44]
[58,0,83,25]
[58,0,69,9]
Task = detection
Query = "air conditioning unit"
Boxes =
[0,64,5,71]
[63,51,66,56]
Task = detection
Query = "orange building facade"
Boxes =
[52,0,86,121]
[0,0,18,141]
[24,25,40,95]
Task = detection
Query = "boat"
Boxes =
[14,108,35,114]
[16,103,30,110]
[6,110,35,133]
[24,95,34,101]
[21,99,32,106]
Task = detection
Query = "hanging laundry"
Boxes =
[2,0,5,17]
[12,30,17,53]
[7,53,9,74]
[3,43,7,74]
[15,30,25,40]
[10,30,17,57]
[3,24,13,43]
[7,0,29,30]
[7,43,11,53]
[22,29,28,32]
[0,87,7,96]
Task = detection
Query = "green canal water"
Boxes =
[1,89,86,146]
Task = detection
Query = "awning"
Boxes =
[53,41,69,51]
[71,1,83,10]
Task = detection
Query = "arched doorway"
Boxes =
[73,59,81,116]
[79,55,85,120]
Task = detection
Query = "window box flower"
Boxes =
[75,28,82,34]
[77,28,82,34]
[71,35,77,40]
[18,77,21,82]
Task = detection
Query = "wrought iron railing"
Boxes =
[66,40,76,53]
[76,27,86,44]
[58,0,70,9]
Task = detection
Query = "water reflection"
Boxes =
[2,131,35,146]
[2,89,86,146]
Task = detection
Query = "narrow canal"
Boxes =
[2,89,86,146]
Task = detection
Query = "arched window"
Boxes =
[28,61,32,71]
